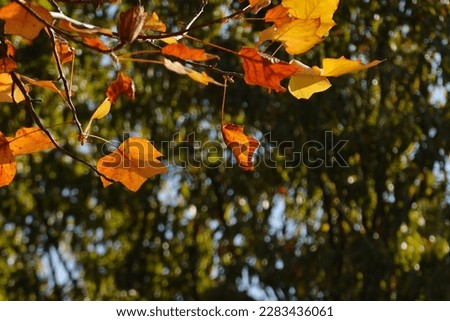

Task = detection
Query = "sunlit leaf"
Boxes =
[0,2,52,41]
[83,98,112,136]
[222,122,260,171]
[143,11,167,32]
[106,72,135,103]
[288,60,331,99]
[163,58,222,86]
[97,137,168,192]
[54,38,75,65]
[249,0,271,14]
[0,57,17,73]
[161,43,219,62]
[321,56,383,77]
[117,5,147,44]
[265,4,293,28]
[239,47,301,92]
[0,132,16,188]
[0,73,27,103]
[81,35,109,51]
[8,127,55,156]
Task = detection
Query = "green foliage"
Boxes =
[0,0,449,300]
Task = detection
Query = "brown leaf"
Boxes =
[222,122,259,171]
[97,137,167,192]
[55,38,75,65]
[117,5,147,44]
[0,132,16,188]
[161,43,219,62]
[0,57,17,73]
[81,35,109,52]
[0,2,52,41]
[239,47,301,92]
[106,72,135,103]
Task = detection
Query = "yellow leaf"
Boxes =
[0,2,53,41]
[83,98,112,137]
[259,18,323,55]
[163,58,222,86]
[288,60,331,99]
[321,56,383,77]
[282,0,339,36]
[143,12,166,32]
[0,73,27,103]
[96,137,167,192]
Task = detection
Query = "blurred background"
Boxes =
[0,0,449,300]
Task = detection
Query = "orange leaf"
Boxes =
[55,38,75,65]
[96,137,167,192]
[163,58,222,86]
[320,56,383,77]
[81,35,109,52]
[0,2,52,41]
[106,72,135,103]
[239,47,301,92]
[0,57,17,73]
[0,132,16,188]
[8,127,55,156]
[161,43,219,62]
[222,122,259,171]
[248,0,271,14]
[265,4,293,28]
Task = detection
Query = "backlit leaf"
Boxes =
[163,58,222,86]
[81,35,109,52]
[0,132,16,188]
[288,60,331,99]
[54,38,75,65]
[106,72,135,103]
[222,122,260,171]
[97,137,167,192]
[0,73,27,103]
[117,5,147,44]
[0,2,52,41]
[321,56,383,77]
[239,47,301,92]
[143,12,167,32]
[0,57,17,73]
[249,0,271,14]
[83,98,112,137]
[8,127,55,156]
[161,43,219,62]
[264,4,292,28]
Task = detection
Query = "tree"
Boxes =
[0,0,449,300]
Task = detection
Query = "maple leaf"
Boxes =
[239,47,301,92]
[97,137,167,192]
[161,43,219,62]
[222,123,260,171]
[265,4,293,28]
[288,57,383,99]
[0,73,28,103]
[0,2,53,41]
[0,132,16,188]
[163,58,222,86]
[0,127,55,188]
[106,72,135,103]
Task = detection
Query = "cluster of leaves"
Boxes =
[0,0,380,191]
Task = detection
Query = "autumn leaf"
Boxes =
[54,38,75,65]
[143,12,167,33]
[259,18,323,55]
[0,127,55,188]
[239,47,301,92]
[163,58,222,86]
[81,35,109,52]
[288,60,331,99]
[106,72,135,103]
[161,43,219,62]
[320,56,383,77]
[97,137,167,192]
[0,132,16,188]
[0,2,53,41]
[282,0,339,36]
[222,123,260,171]
[288,57,382,99]
[117,5,147,44]
[8,127,55,156]
[265,4,293,28]
[0,73,28,103]
[0,57,17,73]
[248,0,271,14]
[83,98,112,137]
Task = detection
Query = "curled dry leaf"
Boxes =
[97,137,168,192]
[143,12,167,33]
[117,5,147,44]
[0,2,53,41]
[249,0,272,14]
[221,122,260,171]
[161,43,219,62]
[106,72,135,103]
[54,38,75,65]
[239,47,301,92]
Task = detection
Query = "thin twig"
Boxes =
[9,71,115,183]
[174,0,209,40]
